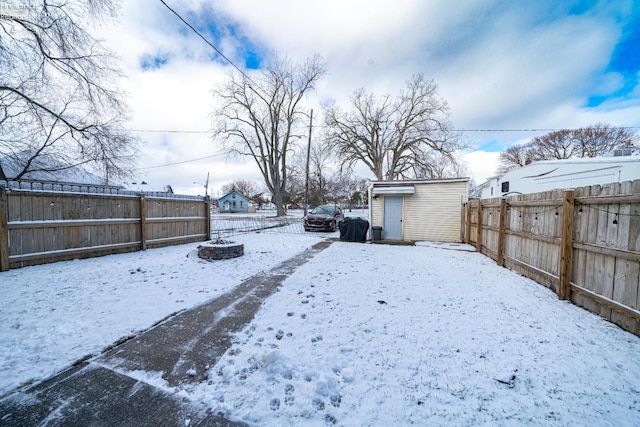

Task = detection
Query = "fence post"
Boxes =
[464,202,471,244]
[476,200,483,252]
[460,202,465,242]
[497,198,507,266]
[205,196,211,240]
[0,188,9,271]
[140,195,147,251]
[558,190,575,300]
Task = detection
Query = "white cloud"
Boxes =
[462,150,501,184]
[98,0,640,196]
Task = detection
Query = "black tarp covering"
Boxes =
[338,217,369,242]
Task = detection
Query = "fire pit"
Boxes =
[197,238,244,260]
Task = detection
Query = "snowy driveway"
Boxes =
[2,233,640,425]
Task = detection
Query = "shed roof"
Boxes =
[369,177,469,186]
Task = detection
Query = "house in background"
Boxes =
[368,178,469,243]
[479,155,640,199]
[127,182,174,194]
[218,189,251,213]
[0,151,111,185]
[0,152,128,194]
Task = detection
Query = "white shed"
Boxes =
[368,178,469,243]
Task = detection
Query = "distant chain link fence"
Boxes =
[210,209,369,239]
[210,215,305,238]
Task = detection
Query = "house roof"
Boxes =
[0,151,112,185]
[219,189,250,200]
[491,156,640,182]
[523,156,640,166]
[369,177,470,186]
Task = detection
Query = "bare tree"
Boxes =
[573,123,637,157]
[340,176,368,211]
[220,179,262,198]
[213,55,326,216]
[497,143,534,174]
[0,1,137,182]
[415,150,469,179]
[220,179,268,208]
[283,168,305,208]
[307,140,337,206]
[468,179,481,199]
[324,74,467,181]
[531,129,579,161]
[498,124,638,173]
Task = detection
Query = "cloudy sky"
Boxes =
[102,0,640,196]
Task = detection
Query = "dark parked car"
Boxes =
[304,205,345,232]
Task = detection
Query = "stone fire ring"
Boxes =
[197,240,244,260]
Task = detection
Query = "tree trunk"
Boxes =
[272,190,286,217]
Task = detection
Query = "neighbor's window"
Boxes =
[501,181,509,193]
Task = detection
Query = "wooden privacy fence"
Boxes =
[464,179,640,336]
[0,183,211,271]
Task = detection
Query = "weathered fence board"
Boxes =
[0,185,210,271]
[464,179,640,336]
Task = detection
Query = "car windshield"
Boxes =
[311,206,334,215]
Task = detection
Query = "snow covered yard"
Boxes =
[187,240,640,426]
[0,233,324,396]
[2,232,640,425]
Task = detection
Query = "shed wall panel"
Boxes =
[371,197,384,228]
[403,182,467,242]
[370,180,468,242]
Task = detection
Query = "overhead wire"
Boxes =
[159,0,265,95]
[155,2,640,171]
[130,129,213,134]
[130,124,640,168]
[138,153,226,170]
[130,126,640,135]
[452,127,640,132]
[141,2,271,170]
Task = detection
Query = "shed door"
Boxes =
[384,196,402,239]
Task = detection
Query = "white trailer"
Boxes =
[479,155,640,199]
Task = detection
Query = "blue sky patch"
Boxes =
[141,53,170,71]
[184,6,265,70]
[476,139,508,153]
[586,4,640,106]
[567,0,599,16]
[244,51,261,69]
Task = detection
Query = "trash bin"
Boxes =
[372,226,383,241]
[338,217,369,242]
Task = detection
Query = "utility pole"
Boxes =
[194,172,210,197]
[304,109,313,217]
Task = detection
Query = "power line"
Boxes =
[130,129,213,134]
[159,0,262,91]
[453,128,558,132]
[138,153,225,170]
[453,127,640,132]
[130,126,640,135]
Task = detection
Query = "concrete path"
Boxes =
[0,239,332,427]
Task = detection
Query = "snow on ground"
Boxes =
[0,233,323,395]
[187,241,640,426]
[2,230,640,425]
